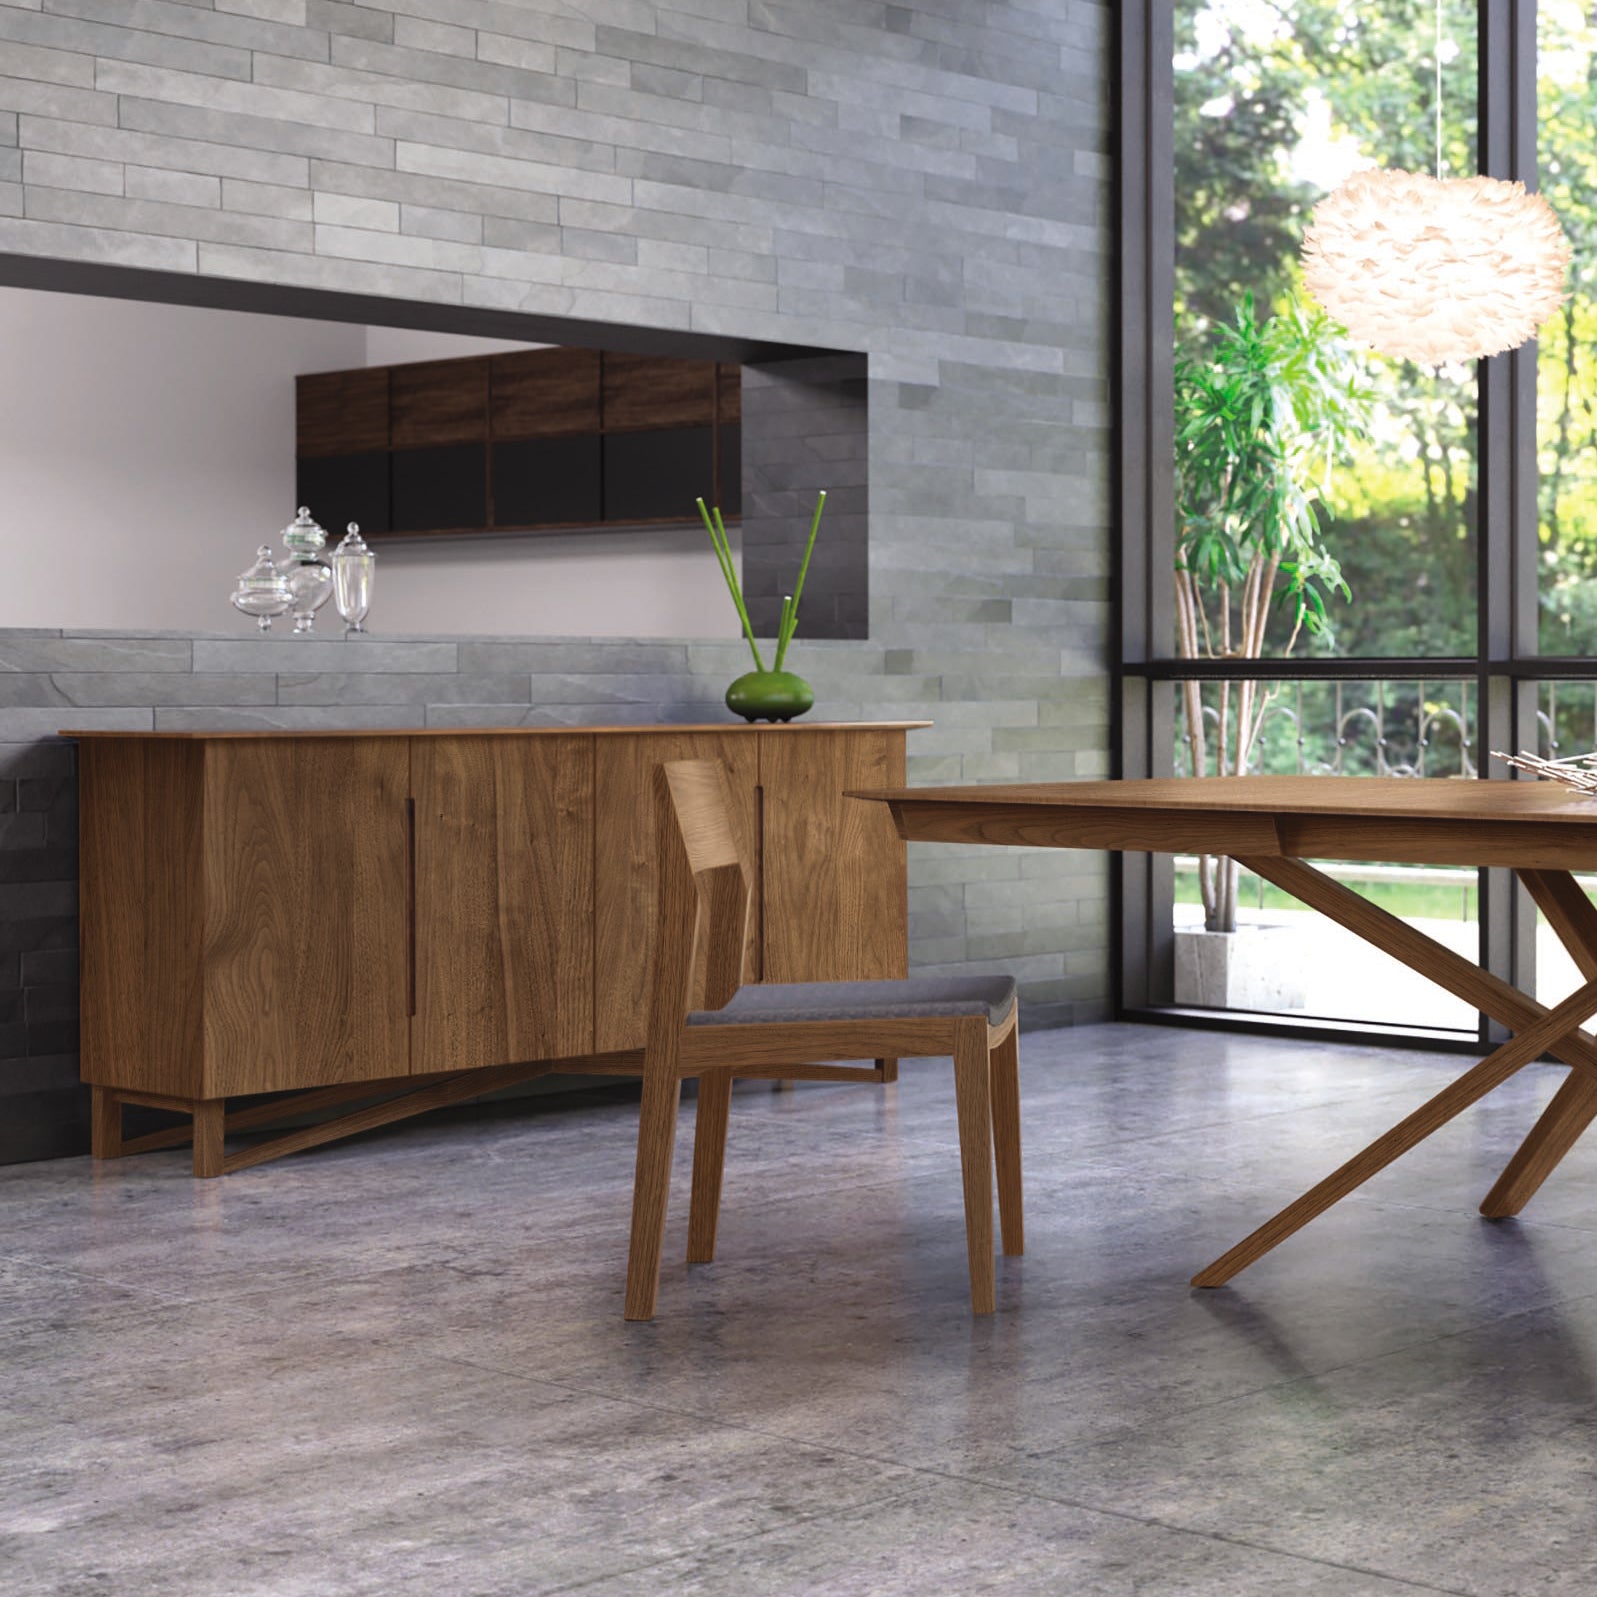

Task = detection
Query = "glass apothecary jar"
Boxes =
[280,506,333,634]
[331,523,376,633]
[230,545,292,632]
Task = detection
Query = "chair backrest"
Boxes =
[647,760,754,1052]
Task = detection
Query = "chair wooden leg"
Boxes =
[989,1026,1023,1257]
[625,1071,683,1321]
[952,1020,996,1314]
[90,1087,122,1160]
[687,1071,733,1264]
[191,1100,225,1179]
[876,1057,899,1083]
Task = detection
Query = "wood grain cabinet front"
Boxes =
[72,723,924,1175]
[412,735,594,1075]
[203,738,412,1097]
[758,728,908,984]
[593,731,761,1054]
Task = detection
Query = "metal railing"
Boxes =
[1173,678,1476,779]
[1538,680,1597,761]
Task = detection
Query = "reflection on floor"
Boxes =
[6,1023,1597,1595]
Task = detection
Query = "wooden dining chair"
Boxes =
[625,758,1023,1321]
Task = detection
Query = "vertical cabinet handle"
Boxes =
[405,795,417,1017]
[754,781,765,983]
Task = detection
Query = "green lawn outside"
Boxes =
[1173,869,1479,923]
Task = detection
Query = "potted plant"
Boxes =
[698,491,826,722]
[1172,293,1373,1006]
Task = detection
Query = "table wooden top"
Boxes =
[63,721,932,742]
[848,776,1597,870]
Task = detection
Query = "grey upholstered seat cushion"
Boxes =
[687,975,1017,1028]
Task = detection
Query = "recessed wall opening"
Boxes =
[0,256,867,640]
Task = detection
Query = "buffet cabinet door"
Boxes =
[202,738,412,1096]
[757,729,908,984]
[411,736,595,1074]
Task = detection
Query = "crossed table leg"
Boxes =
[1190,855,1597,1289]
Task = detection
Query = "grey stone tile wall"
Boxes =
[0,1,1116,1157]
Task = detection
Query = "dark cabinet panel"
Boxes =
[716,423,741,518]
[716,362,742,425]
[603,353,716,433]
[297,369,388,456]
[492,348,602,438]
[296,350,742,537]
[603,426,715,523]
[390,444,487,533]
[493,436,602,528]
[296,451,391,536]
[390,359,488,449]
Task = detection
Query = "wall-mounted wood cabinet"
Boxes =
[74,723,918,1175]
[295,349,742,541]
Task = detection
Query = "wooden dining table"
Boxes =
[849,775,1597,1287]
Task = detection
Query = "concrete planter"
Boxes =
[1173,924,1308,1012]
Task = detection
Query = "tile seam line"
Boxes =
[533,1481,936,1597]
[528,1430,1466,1597]
[0,1253,217,1311]
[430,1279,1597,1500]
[430,1319,1434,1446]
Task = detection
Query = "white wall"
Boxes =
[0,286,740,639]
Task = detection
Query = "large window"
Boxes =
[1120,2,1578,1039]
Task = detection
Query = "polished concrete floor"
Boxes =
[6,1023,1597,1595]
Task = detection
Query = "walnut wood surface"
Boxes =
[761,729,908,983]
[870,777,1597,870]
[80,739,204,1096]
[389,357,489,449]
[1191,969,1597,1287]
[66,723,930,741]
[602,352,717,432]
[217,1059,556,1175]
[490,347,602,438]
[202,739,410,1096]
[716,362,741,425]
[76,725,919,1176]
[593,733,760,1053]
[412,735,594,1073]
[295,369,388,456]
[852,775,1597,1285]
[624,757,1017,1320]
[1479,870,1597,1217]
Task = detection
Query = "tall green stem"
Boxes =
[774,490,826,671]
[696,497,765,672]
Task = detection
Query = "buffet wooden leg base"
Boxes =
[89,1062,559,1178]
[1191,857,1597,1288]
[90,1086,122,1160]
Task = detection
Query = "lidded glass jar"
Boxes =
[230,545,293,631]
[280,506,334,633]
[331,523,376,633]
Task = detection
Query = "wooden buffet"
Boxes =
[70,722,921,1176]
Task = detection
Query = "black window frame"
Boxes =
[1115,1,1570,1049]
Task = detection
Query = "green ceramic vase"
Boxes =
[725,669,815,723]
